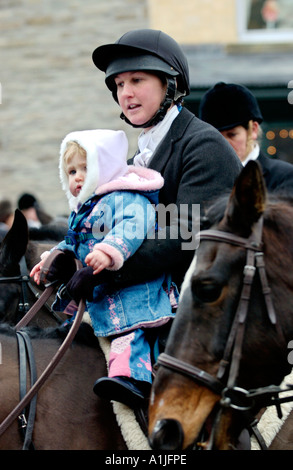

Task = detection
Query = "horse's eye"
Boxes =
[192,280,223,303]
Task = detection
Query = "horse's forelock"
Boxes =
[202,195,229,229]
[204,191,293,231]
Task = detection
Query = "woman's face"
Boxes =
[220,122,259,162]
[114,71,167,129]
[220,126,249,162]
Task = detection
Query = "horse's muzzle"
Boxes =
[149,419,184,450]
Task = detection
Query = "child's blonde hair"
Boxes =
[63,141,87,174]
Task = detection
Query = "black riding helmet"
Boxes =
[92,29,190,128]
[199,82,263,131]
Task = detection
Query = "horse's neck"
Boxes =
[25,241,54,271]
[0,333,19,386]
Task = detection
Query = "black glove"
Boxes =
[65,266,110,303]
[41,250,79,285]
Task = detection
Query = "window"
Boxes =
[262,124,293,163]
[236,0,293,42]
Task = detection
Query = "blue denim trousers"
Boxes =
[108,328,153,384]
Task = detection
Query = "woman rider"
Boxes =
[64,29,242,404]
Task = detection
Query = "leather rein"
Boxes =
[156,217,293,448]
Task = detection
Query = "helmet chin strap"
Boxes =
[120,77,177,129]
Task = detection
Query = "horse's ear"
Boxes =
[224,160,266,234]
[0,209,29,264]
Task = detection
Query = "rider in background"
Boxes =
[17,192,53,228]
[199,82,293,194]
[0,199,14,240]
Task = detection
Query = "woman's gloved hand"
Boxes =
[64,266,99,302]
[40,250,80,285]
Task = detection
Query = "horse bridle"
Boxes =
[156,216,293,447]
[0,257,30,315]
[0,256,64,323]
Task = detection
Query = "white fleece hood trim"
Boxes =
[59,129,129,211]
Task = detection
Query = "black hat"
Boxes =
[18,193,37,210]
[92,29,190,98]
[199,82,263,131]
[92,29,190,129]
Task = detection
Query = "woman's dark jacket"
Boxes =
[66,107,242,295]
[257,150,293,194]
[108,107,242,289]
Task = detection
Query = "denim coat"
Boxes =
[53,166,177,337]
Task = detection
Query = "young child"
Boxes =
[31,129,177,407]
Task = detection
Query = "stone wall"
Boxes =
[0,0,148,217]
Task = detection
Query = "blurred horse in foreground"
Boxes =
[149,161,293,450]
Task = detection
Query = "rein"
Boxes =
[0,251,86,448]
[156,216,293,448]
[16,329,37,450]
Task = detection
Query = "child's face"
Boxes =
[67,151,87,197]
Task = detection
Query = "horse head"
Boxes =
[149,161,293,450]
[0,209,66,327]
[0,210,29,321]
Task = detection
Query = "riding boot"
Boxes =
[93,376,151,408]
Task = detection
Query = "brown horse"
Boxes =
[0,210,66,327]
[0,322,127,450]
[0,211,146,450]
[148,161,293,450]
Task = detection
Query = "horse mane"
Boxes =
[29,222,67,242]
[0,322,100,348]
[201,192,229,229]
[202,190,293,230]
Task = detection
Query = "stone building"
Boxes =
[149,0,293,163]
[1,0,293,217]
